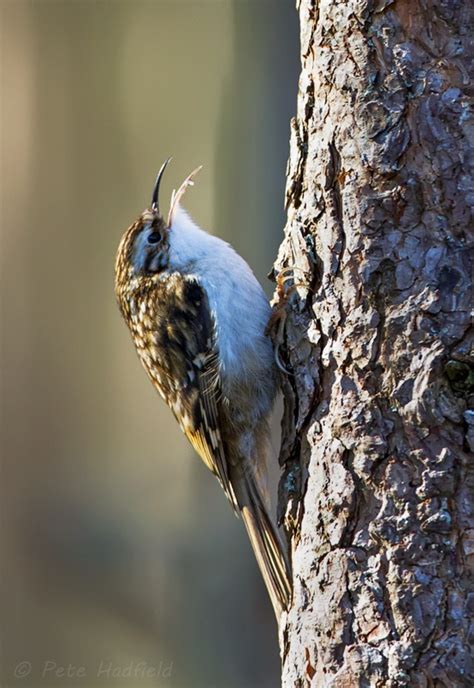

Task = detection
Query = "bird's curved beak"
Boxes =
[151,157,172,213]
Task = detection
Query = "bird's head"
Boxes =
[114,159,202,300]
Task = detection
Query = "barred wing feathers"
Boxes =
[146,275,237,509]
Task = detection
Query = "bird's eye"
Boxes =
[147,231,160,244]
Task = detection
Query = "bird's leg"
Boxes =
[266,268,309,374]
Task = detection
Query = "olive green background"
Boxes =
[0,1,298,686]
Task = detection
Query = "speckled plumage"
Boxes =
[114,164,291,617]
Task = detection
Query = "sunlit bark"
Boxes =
[275,1,473,685]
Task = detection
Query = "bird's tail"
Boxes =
[238,471,292,620]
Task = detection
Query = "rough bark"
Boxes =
[273,1,473,686]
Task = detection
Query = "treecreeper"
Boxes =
[114,159,292,620]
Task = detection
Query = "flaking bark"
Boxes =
[273,1,473,686]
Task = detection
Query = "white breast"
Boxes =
[167,205,273,381]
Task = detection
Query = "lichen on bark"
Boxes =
[273,1,473,686]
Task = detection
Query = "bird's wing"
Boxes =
[150,275,238,510]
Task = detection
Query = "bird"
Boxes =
[114,159,292,619]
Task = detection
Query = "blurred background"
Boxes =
[0,1,298,686]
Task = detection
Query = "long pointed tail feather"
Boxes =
[238,474,292,619]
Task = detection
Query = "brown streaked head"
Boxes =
[114,159,173,307]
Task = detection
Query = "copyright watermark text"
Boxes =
[13,659,173,680]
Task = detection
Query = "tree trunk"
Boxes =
[273,1,473,686]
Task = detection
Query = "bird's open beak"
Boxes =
[151,157,172,213]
